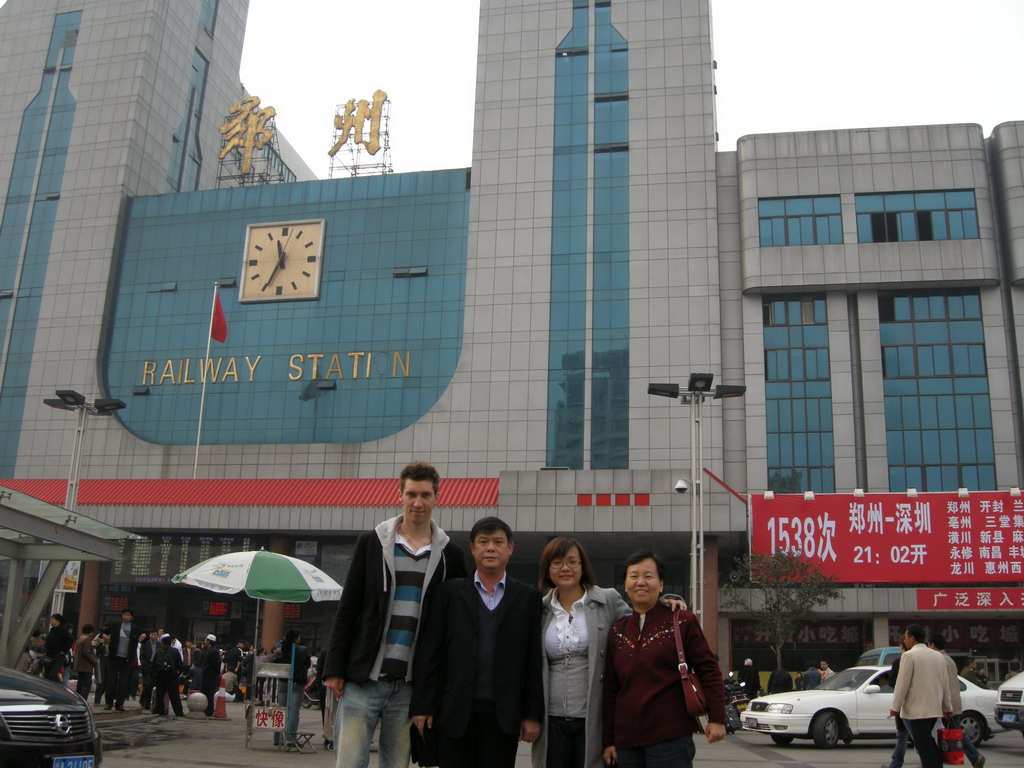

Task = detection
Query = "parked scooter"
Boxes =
[723,676,749,733]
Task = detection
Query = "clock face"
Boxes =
[239,219,325,302]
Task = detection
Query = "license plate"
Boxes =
[745,717,758,727]
[52,757,95,768]
[1001,712,1018,723]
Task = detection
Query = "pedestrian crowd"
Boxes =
[15,608,272,720]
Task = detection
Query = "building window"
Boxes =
[758,196,842,247]
[763,296,835,493]
[200,0,219,36]
[856,190,979,243]
[880,290,995,492]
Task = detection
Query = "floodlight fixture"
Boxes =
[686,373,714,393]
[56,389,86,407]
[713,384,747,399]
[647,383,680,399]
[94,398,127,414]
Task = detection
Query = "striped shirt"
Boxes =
[379,540,431,678]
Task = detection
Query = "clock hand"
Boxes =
[261,247,284,291]
[276,239,287,269]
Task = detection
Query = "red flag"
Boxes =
[210,292,227,343]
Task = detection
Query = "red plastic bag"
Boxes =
[937,723,964,765]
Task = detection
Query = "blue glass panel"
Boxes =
[856,214,874,242]
[962,210,979,238]
[856,195,884,213]
[915,192,945,209]
[885,194,916,211]
[945,190,975,208]
[785,198,813,215]
[948,210,964,239]
[813,196,840,214]
[759,199,785,216]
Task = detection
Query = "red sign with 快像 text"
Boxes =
[750,491,1024,584]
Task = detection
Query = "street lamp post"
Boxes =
[648,375,746,626]
[42,390,125,615]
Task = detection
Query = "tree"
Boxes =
[723,550,841,669]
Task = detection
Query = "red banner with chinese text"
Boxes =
[917,588,1024,611]
[750,492,1024,584]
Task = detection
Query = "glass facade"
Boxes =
[106,170,469,445]
[590,1,629,469]
[200,0,219,37]
[880,290,995,491]
[0,12,81,475]
[856,190,979,243]
[547,0,630,470]
[547,0,589,468]
[758,196,842,247]
[167,49,209,192]
[763,296,835,493]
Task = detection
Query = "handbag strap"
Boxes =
[672,609,690,676]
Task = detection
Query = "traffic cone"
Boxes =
[212,676,229,719]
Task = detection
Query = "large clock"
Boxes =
[239,219,325,302]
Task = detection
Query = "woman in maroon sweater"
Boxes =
[602,551,726,767]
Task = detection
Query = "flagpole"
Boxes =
[193,282,219,478]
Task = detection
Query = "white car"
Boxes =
[995,670,1024,738]
[742,665,1001,748]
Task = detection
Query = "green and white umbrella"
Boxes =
[172,548,342,602]
[172,549,342,664]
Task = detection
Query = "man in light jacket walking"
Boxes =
[890,625,952,768]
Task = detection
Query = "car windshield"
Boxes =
[818,668,875,691]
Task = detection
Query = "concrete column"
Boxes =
[703,539,719,653]
[872,615,890,649]
[77,561,102,633]
[261,538,289,653]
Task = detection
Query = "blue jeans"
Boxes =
[889,718,910,768]
[952,715,980,763]
[286,680,303,736]
[335,678,412,768]
[614,735,696,768]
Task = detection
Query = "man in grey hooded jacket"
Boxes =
[323,461,466,768]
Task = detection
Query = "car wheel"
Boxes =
[811,712,840,748]
[958,711,985,745]
[770,734,794,745]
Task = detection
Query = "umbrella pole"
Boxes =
[251,597,261,699]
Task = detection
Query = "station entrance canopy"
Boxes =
[0,483,139,667]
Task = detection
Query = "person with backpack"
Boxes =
[151,634,185,717]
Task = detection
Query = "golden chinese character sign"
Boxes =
[329,89,387,157]
[219,96,276,174]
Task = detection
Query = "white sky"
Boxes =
[2,0,1020,178]
[240,0,1024,180]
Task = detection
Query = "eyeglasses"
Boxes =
[550,559,581,570]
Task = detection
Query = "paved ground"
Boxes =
[93,698,1024,767]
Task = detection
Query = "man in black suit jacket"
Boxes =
[101,607,148,711]
[411,516,543,768]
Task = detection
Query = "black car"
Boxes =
[0,666,102,768]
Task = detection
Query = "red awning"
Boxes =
[0,478,499,508]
